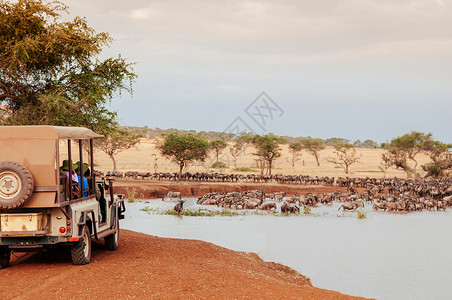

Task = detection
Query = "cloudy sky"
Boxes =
[66,0,452,143]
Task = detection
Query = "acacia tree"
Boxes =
[300,137,325,166]
[95,128,141,171]
[157,132,209,181]
[229,141,244,167]
[327,142,361,174]
[209,139,227,162]
[382,131,433,178]
[251,134,285,175]
[0,0,135,133]
[288,142,302,167]
[422,141,452,178]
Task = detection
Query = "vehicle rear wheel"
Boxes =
[71,227,91,265]
[0,247,10,269]
[0,161,34,210]
[105,221,119,251]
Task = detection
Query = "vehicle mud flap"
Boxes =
[110,203,116,228]
[118,200,126,220]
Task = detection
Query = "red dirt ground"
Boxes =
[0,230,368,299]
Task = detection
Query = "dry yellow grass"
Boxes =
[60,138,432,179]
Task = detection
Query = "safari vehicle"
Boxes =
[0,126,125,268]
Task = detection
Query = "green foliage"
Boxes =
[229,141,244,167]
[324,137,349,146]
[141,207,245,217]
[0,0,136,133]
[211,161,227,168]
[157,132,209,180]
[382,131,435,178]
[357,201,367,219]
[422,141,452,178]
[299,137,325,166]
[251,134,286,175]
[327,142,361,174]
[288,142,302,167]
[126,187,136,203]
[234,167,254,172]
[209,139,227,162]
[95,127,141,170]
[354,139,378,148]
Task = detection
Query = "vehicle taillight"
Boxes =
[67,227,71,232]
[59,227,66,233]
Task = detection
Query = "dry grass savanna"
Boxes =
[60,138,432,179]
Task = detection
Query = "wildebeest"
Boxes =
[173,199,186,214]
[163,191,181,202]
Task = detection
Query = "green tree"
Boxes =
[95,128,141,171]
[251,134,285,175]
[422,141,452,178]
[229,141,244,167]
[157,132,209,181]
[299,137,325,166]
[382,131,433,178]
[0,0,136,134]
[327,142,361,174]
[288,142,302,167]
[209,139,227,162]
[324,137,349,146]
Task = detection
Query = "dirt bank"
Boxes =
[113,179,349,199]
[0,230,367,299]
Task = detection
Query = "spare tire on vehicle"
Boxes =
[0,161,34,209]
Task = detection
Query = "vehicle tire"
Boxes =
[105,220,119,251]
[71,227,91,265]
[0,247,10,269]
[0,161,34,210]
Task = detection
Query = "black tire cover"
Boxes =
[0,161,34,209]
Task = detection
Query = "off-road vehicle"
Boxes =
[0,126,125,268]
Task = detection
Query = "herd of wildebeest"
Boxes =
[118,171,452,214]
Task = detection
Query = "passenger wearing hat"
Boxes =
[60,160,79,183]
[75,162,89,197]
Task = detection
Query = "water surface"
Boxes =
[122,199,452,300]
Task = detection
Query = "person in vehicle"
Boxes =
[60,160,79,183]
[60,160,81,198]
[75,162,89,197]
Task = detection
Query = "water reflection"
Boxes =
[122,199,452,300]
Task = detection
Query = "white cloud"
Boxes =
[130,8,151,20]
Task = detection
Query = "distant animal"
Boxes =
[258,202,276,211]
[174,199,186,214]
[163,191,181,202]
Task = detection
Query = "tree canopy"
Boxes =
[251,134,285,175]
[0,0,136,134]
[288,142,302,167]
[157,132,210,180]
[382,131,434,178]
[327,142,360,174]
[209,139,227,163]
[299,137,325,166]
[95,127,141,171]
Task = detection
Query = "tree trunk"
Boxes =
[179,162,184,181]
[268,160,272,175]
[315,153,320,166]
[109,154,117,171]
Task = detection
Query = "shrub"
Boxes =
[234,167,254,172]
[211,161,227,168]
[126,187,136,203]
